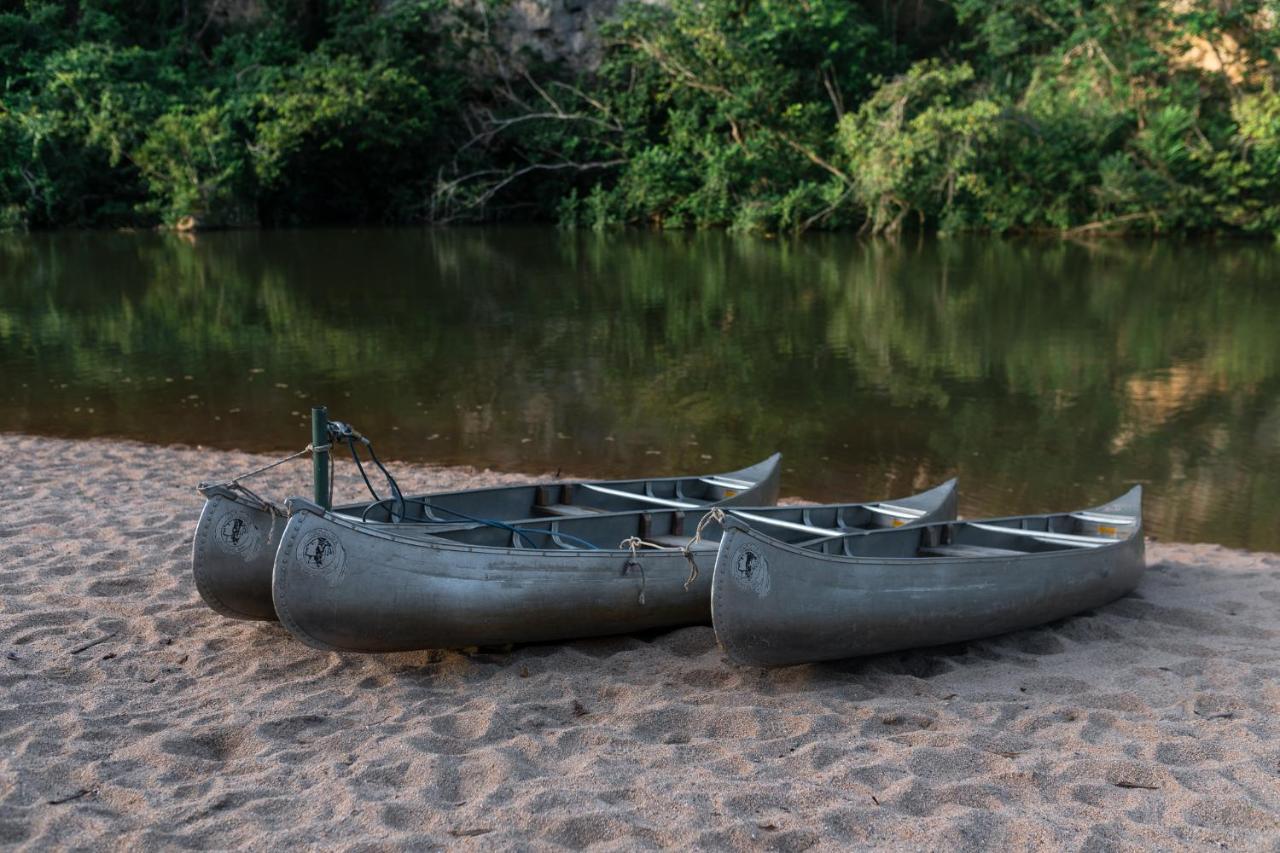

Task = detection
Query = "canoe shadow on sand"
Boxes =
[262,579,1155,694]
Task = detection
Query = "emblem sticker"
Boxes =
[216,511,257,555]
[296,530,346,582]
[731,543,771,597]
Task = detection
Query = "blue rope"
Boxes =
[364,440,406,521]
[347,437,382,503]
[334,417,600,550]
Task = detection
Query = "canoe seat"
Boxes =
[535,503,607,518]
[919,544,1027,558]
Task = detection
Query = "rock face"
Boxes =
[202,0,633,72]
[494,0,629,70]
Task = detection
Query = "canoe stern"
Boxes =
[191,485,285,621]
[715,453,782,508]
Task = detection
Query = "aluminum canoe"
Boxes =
[192,454,782,621]
[710,487,1145,667]
[271,480,959,652]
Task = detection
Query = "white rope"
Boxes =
[619,535,669,554]
[681,507,726,590]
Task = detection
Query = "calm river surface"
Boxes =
[3,228,1278,549]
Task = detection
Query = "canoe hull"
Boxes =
[192,454,782,622]
[271,480,959,653]
[272,509,714,652]
[711,489,1146,667]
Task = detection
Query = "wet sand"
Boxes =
[2,434,1278,849]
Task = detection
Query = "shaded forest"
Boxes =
[3,0,1279,235]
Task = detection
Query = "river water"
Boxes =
[3,228,1277,549]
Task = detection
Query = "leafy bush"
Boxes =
[838,62,1000,234]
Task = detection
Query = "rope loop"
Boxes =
[618,535,667,605]
[680,507,726,590]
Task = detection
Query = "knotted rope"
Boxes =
[619,535,668,605]
[681,507,726,590]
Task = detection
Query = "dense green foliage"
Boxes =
[553,0,898,232]
[3,0,1280,234]
[1,0,466,228]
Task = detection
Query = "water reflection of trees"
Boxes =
[1,231,1277,549]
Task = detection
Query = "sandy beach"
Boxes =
[2,433,1279,849]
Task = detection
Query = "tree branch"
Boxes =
[431,159,626,222]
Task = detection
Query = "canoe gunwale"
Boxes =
[716,515,1140,566]
[287,496,663,559]
[336,452,783,525]
[279,476,956,560]
[715,484,1142,567]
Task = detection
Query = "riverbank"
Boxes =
[2,434,1278,847]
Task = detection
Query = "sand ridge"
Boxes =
[1,434,1279,849]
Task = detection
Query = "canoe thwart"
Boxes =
[966,522,1121,548]
[920,543,1028,558]
[870,503,928,520]
[579,483,700,509]
[534,503,607,517]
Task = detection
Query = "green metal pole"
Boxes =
[311,405,330,509]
